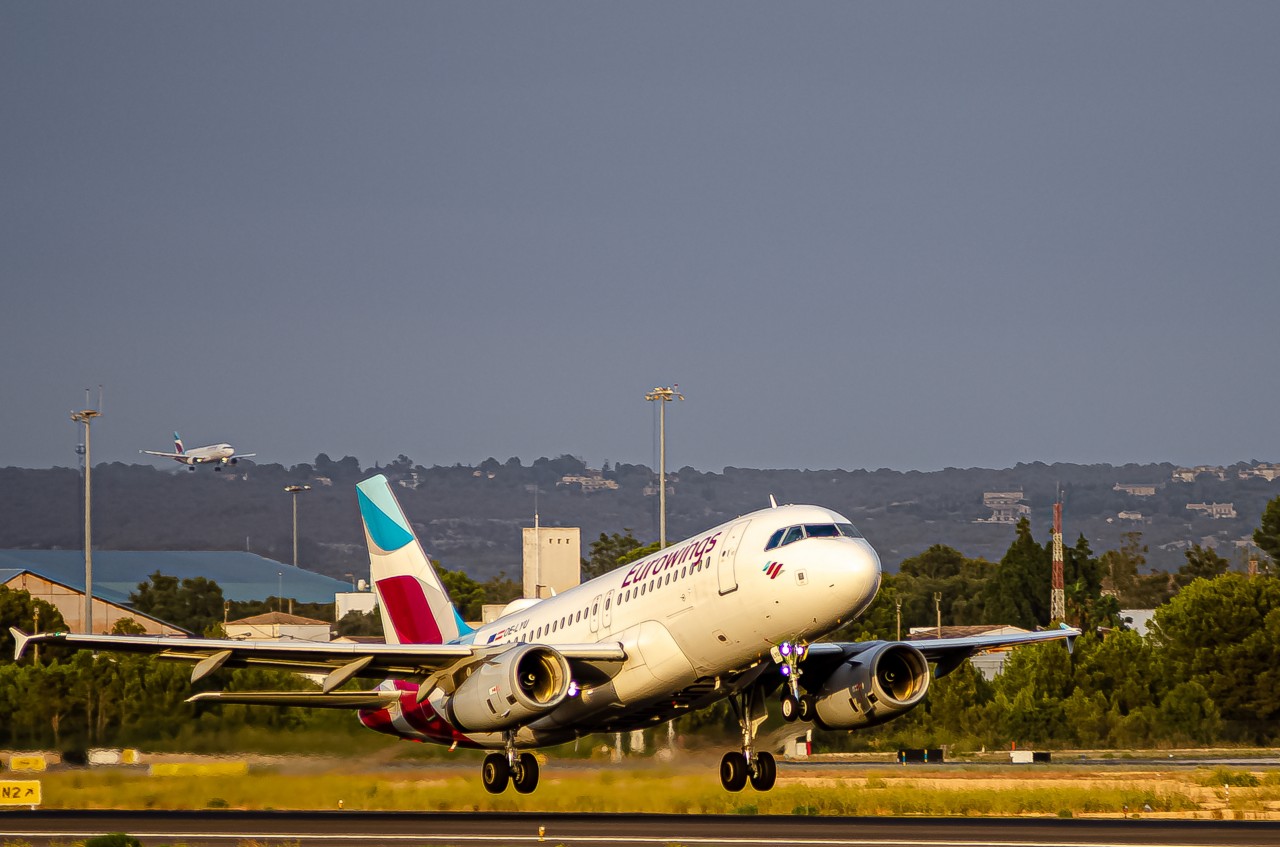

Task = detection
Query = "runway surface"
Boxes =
[4,810,1280,847]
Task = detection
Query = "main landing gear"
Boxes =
[482,732,540,794]
[720,687,777,792]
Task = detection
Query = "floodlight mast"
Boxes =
[71,397,102,635]
[644,386,683,548]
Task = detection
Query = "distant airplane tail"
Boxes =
[356,474,472,645]
[173,432,185,455]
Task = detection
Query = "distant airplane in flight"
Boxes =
[14,474,1077,794]
[140,431,255,471]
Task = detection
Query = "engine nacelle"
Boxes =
[811,642,931,731]
[445,644,572,733]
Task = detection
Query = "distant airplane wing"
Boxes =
[139,450,183,459]
[803,624,1080,679]
[234,453,256,459]
[10,628,627,692]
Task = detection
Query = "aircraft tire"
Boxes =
[797,695,815,722]
[482,753,509,794]
[513,752,539,794]
[749,752,777,791]
[780,694,799,722]
[719,751,748,792]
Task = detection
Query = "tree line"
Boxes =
[0,497,1278,753]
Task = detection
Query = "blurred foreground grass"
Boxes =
[32,761,1280,818]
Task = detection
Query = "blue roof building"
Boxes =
[0,550,349,604]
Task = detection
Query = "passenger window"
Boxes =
[804,524,840,538]
[765,529,785,550]
[781,526,804,546]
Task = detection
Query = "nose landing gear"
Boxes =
[774,641,814,722]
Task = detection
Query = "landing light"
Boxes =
[568,681,579,698]
[779,643,793,657]
[780,665,791,677]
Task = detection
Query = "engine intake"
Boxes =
[811,642,930,731]
[445,644,572,732]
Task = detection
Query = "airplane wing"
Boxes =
[234,453,256,459]
[802,624,1080,679]
[10,629,627,694]
[139,450,183,459]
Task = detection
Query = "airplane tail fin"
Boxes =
[356,474,472,645]
[173,432,185,455]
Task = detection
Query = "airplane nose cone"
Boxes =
[847,540,882,612]
[798,539,880,621]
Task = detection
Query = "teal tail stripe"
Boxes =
[356,476,414,552]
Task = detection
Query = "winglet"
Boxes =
[1059,621,1078,655]
[10,627,31,661]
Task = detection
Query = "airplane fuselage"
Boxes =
[359,504,881,749]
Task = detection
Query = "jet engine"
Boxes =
[810,642,931,731]
[445,644,572,733]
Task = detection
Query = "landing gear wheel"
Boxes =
[797,695,815,722]
[512,752,539,794]
[482,752,510,794]
[780,693,800,722]
[749,752,777,791]
[719,751,748,792]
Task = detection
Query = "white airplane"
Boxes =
[12,474,1078,793]
[140,431,255,471]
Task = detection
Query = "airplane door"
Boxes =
[717,520,751,595]
[589,593,602,633]
[602,589,614,629]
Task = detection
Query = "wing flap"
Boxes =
[187,690,398,709]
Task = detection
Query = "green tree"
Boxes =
[895,545,991,629]
[130,572,225,635]
[982,518,1049,628]
[582,530,644,579]
[335,609,382,637]
[1152,574,1280,738]
[1253,496,1280,566]
[110,617,147,635]
[437,565,486,622]
[1158,680,1221,745]
[1177,544,1231,588]
[1063,536,1121,632]
[0,586,67,663]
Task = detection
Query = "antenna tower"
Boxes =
[1051,497,1065,621]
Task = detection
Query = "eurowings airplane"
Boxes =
[12,474,1078,793]
[140,431,256,471]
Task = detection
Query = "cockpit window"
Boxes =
[767,521,863,550]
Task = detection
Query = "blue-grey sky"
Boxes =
[3,3,1278,473]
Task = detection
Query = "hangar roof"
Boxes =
[0,550,349,603]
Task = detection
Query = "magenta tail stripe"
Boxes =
[377,574,444,644]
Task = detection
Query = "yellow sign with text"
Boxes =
[0,781,41,806]
[7,756,46,772]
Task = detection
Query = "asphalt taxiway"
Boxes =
[4,811,1280,847]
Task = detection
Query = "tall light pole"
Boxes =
[284,484,311,568]
[644,386,683,548]
[71,403,102,634]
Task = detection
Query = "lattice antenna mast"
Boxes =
[1051,493,1065,622]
